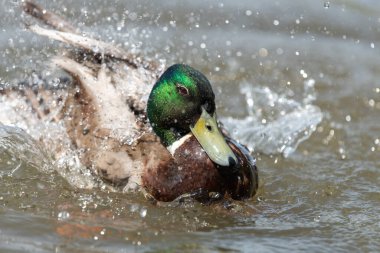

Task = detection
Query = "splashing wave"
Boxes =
[0,124,53,175]
[222,80,323,157]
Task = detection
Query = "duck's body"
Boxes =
[1,1,258,202]
[143,134,257,201]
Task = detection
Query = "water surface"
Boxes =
[0,0,380,252]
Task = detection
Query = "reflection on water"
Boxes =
[0,0,380,252]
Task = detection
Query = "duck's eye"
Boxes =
[176,84,190,96]
[206,124,213,131]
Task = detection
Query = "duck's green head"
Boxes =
[147,64,237,167]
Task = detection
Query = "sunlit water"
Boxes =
[1,0,380,252]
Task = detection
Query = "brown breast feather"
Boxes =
[141,135,258,202]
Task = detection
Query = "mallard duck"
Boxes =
[143,63,258,201]
[2,1,258,202]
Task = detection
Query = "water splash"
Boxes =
[222,80,323,157]
[0,124,53,175]
[0,96,99,190]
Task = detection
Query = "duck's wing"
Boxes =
[7,0,169,191]
[22,0,164,113]
[20,0,162,140]
[22,0,78,33]
[23,0,159,69]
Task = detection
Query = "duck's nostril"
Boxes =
[228,156,236,167]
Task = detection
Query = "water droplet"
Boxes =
[169,20,176,27]
[245,10,252,16]
[324,2,330,9]
[300,69,308,78]
[247,98,254,107]
[273,20,280,26]
[345,115,351,122]
[257,196,265,202]
[130,204,139,212]
[305,78,315,87]
[259,48,268,57]
[57,211,70,220]
[140,208,147,218]
[92,46,100,53]
[128,12,137,21]
[209,192,221,199]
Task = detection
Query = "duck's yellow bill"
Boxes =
[190,107,238,167]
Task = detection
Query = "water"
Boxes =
[1,0,380,252]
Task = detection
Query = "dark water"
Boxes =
[1,0,380,252]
